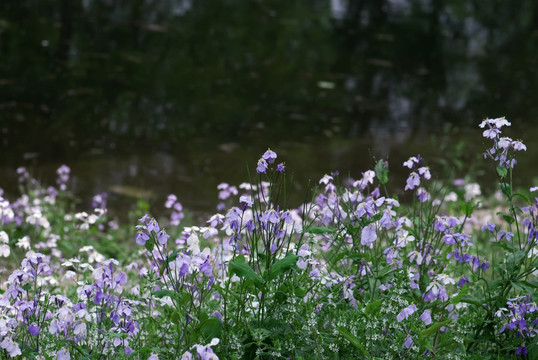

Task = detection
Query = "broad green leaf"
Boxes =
[513,192,530,203]
[500,182,511,197]
[375,159,389,185]
[294,287,307,297]
[200,318,222,340]
[336,327,367,355]
[496,211,515,225]
[420,319,453,338]
[268,254,299,281]
[459,202,474,217]
[496,166,508,178]
[144,238,155,252]
[229,255,264,289]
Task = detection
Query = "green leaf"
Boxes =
[160,249,181,276]
[496,211,515,225]
[268,254,299,281]
[294,287,307,297]
[229,255,264,289]
[459,202,474,217]
[496,166,508,178]
[200,318,222,341]
[513,192,530,203]
[420,319,453,338]
[363,212,383,227]
[144,238,155,252]
[302,226,336,234]
[336,327,367,355]
[449,285,470,305]
[375,159,389,185]
[500,182,512,197]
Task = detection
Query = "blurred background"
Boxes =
[1,0,538,217]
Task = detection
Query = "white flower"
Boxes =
[0,245,10,257]
[464,183,481,202]
[0,231,8,244]
[16,236,30,250]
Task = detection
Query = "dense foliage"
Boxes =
[0,118,537,359]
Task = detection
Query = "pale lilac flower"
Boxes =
[405,172,420,191]
[135,232,149,246]
[512,140,526,151]
[530,186,538,192]
[256,158,268,174]
[402,334,414,348]
[262,149,277,163]
[157,230,170,245]
[418,167,431,180]
[361,224,377,248]
[319,174,333,185]
[420,310,432,325]
[403,156,418,169]
[148,354,159,360]
[276,162,285,173]
[0,337,21,357]
[417,187,430,203]
[56,348,70,360]
[239,195,253,208]
[497,137,512,149]
[165,194,178,208]
[353,170,375,190]
[397,304,417,322]
[483,128,500,139]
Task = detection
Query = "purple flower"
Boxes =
[28,323,40,336]
[262,149,277,163]
[276,162,285,173]
[457,276,470,288]
[56,348,71,360]
[417,188,430,203]
[135,232,149,246]
[397,304,417,322]
[402,334,414,348]
[420,310,432,325]
[157,230,170,245]
[405,172,420,191]
[165,194,178,208]
[516,344,527,356]
[418,167,431,180]
[481,223,496,233]
[361,224,377,248]
[403,156,419,169]
[256,158,268,174]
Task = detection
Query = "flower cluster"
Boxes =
[480,117,526,168]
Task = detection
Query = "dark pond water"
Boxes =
[1,1,538,220]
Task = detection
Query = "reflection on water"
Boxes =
[1,1,538,219]
[1,125,536,222]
